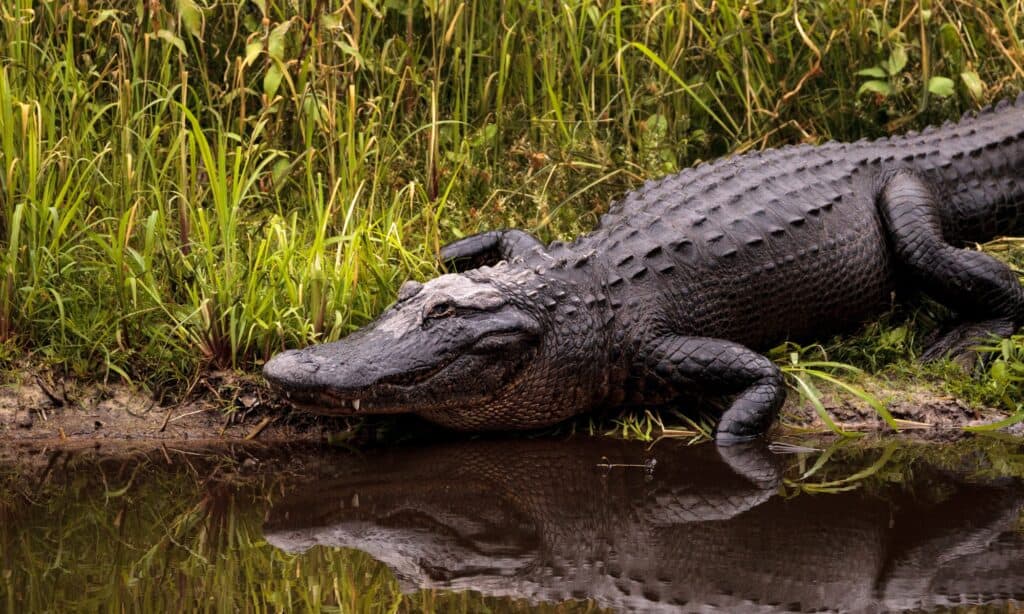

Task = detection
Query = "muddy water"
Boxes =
[1,438,1022,612]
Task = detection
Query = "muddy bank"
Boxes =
[779,377,1024,437]
[0,370,349,448]
[0,369,1020,448]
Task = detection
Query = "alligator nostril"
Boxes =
[263,349,320,384]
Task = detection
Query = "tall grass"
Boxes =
[1,1,1023,401]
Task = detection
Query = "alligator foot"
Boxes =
[641,335,785,445]
[439,229,544,271]
[921,317,1017,367]
[878,169,1024,366]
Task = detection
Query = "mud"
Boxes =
[0,370,350,449]
[0,369,1019,448]
[780,376,1022,438]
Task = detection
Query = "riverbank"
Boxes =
[1,364,1019,449]
[0,367,331,448]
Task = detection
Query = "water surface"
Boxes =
[1,437,1022,612]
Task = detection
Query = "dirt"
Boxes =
[0,368,1019,452]
[0,369,356,451]
[779,375,1023,439]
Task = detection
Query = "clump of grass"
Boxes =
[0,0,1022,419]
[599,408,713,443]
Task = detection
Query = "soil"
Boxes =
[0,368,356,450]
[779,375,1024,439]
[0,367,1020,451]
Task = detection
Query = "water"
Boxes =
[2,437,1022,612]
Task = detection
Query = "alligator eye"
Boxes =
[425,302,456,320]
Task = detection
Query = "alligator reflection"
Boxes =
[264,439,1024,612]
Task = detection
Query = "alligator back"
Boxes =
[573,98,1024,350]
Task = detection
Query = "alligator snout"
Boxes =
[263,349,321,389]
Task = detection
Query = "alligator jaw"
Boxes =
[263,339,512,416]
[283,393,411,416]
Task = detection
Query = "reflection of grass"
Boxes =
[10,445,625,610]
[0,450,609,612]
[788,442,899,494]
[2,440,1022,610]
[780,435,1024,500]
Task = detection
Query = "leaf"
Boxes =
[857,80,893,98]
[335,40,367,66]
[263,61,283,99]
[939,23,962,54]
[271,158,291,187]
[960,70,984,101]
[321,11,344,30]
[89,9,121,26]
[928,76,956,98]
[156,29,187,55]
[789,372,858,438]
[887,45,908,74]
[178,0,203,39]
[243,41,263,67]
[964,406,1024,432]
[268,20,292,61]
[856,66,888,79]
[803,368,900,431]
[879,325,907,348]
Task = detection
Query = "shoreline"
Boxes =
[1,369,1020,449]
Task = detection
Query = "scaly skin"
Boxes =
[264,96,1024,442]
[263,439,1024,612]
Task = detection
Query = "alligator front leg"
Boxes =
[878,169,1024,361]
[439,229,544,272]
[641,336,785,444]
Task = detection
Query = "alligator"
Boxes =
[263,439,1024,612]
[263,96,1024,442]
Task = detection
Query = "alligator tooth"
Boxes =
[352,399,361,411]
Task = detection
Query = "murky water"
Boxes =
[1,437,1022,612]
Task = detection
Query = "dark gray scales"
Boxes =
[265,95,1024,443]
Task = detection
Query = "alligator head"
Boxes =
[262,264,612,429]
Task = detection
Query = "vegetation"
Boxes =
[2,0,1024,424]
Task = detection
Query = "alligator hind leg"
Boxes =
[439,229,544,272]
[641,336,785,445]
[879,169,1024,361]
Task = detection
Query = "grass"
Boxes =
[2,1,1024,428]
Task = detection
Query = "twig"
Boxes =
[245,416,274,440]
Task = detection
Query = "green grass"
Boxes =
[2,0,1024,425]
